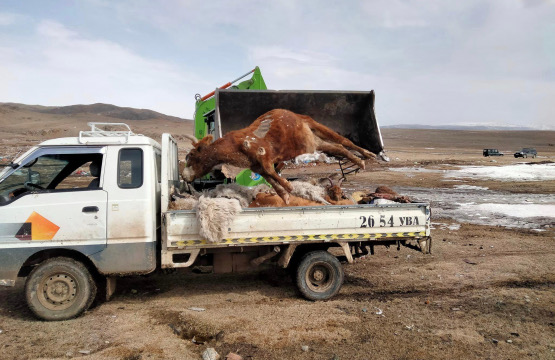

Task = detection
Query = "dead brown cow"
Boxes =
[182,109,377,203]
[248,192,324,208]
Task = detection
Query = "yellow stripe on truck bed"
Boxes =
[173,231,427,248]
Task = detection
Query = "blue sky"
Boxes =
[0,0,554,129]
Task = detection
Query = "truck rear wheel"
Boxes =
[296,251,344,301]
[25,257,96,321]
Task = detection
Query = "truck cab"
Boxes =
[0,123,161,319]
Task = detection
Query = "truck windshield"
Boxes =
[0,152,103,204]
[0,156,67,195]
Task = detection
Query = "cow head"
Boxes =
[181,135,214,182]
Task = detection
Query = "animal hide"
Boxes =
[168,184,199,210]
[356,186,412,204]
[168,197,198,210]
[205,183,270,208]
[196,196,242,243]
[290,180,330,205]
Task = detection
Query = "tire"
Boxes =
[295,251,344,301]
[25,257,96,321]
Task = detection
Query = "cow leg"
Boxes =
[250,146,293,203]
[263,175,290,204]
[262,164,293,192]
[307,119,377,160]
[317,143,367,170]
[268,168,292,192]
[253,152,293,192]
[275,162,286,173]
[257,159,294,204]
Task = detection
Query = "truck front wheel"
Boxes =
[25,257,97,321]
[296,251,344,301]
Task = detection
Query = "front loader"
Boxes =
[191,68,386,188]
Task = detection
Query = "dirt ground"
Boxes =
[1,119,554,359]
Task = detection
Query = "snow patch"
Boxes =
[454,185,489,191]
[445,163,555,182]
[448,223,461,230]
[431,222,461,231]
[466,204,555,218]
[389,167,442,173]
[398,186,554,231]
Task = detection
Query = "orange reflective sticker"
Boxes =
[25,212,60,240]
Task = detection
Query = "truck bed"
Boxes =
[160,134,431,269]
[164,203,430,250]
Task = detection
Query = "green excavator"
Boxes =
[192,66,386,188]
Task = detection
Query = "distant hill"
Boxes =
[0,102,188,122]
[0,102,194,152]
[382,124,537,131]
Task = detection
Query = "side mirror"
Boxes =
[29,170,41,185]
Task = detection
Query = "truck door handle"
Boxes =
[82,206,99,213]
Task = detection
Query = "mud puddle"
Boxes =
[154,310,223,345]
[345,179,553,230]
[398,186,554,231]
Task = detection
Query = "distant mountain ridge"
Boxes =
[1,102,546,130]
[0,102,188,122]
[382,124,538,131]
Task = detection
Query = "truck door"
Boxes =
[0,147,108,251]
[94,145,157,274]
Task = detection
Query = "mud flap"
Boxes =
[214,89,385,155]
[418,237,432,254]
[337,242,354,264]
[106,276,117,301]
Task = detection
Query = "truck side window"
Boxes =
[118,148,143,189]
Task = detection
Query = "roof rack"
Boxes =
[78,122,141,144]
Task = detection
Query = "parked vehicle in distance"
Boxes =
[514,148,537,158]
[483,149,504,157]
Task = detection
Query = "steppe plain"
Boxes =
[0,105,554,359]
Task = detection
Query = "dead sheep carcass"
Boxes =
[196,196,241,243]
[169,183,271,243]
[168,179,356,242]
[204,183,270,208]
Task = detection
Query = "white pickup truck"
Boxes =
[0,123,431,321]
